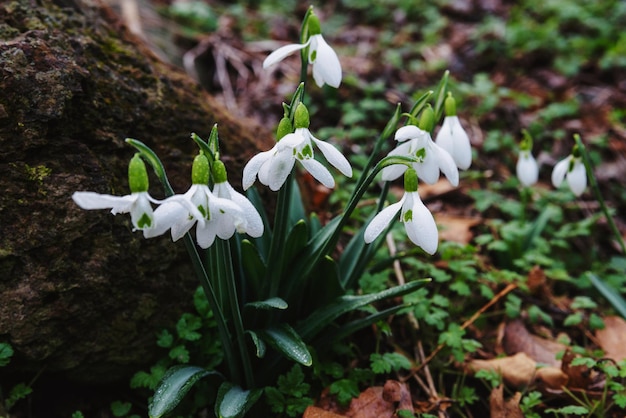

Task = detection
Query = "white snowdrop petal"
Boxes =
[381,164,408,182]
[226,184,264,237]
[567,161,587,196]
[300,158,335,188]
[433,143,459,187]
[72,192,135,212]
[403,194,439,255]
[516,152,538,186]
[243,149,274,190]
[263,42,308,68]
[395,125,424,142]
[364,200,404,243]
[551,157,570,188]
[268,150,296,191]
[310,35,342,88]
[311,136,352,177]
[195,222,217,249]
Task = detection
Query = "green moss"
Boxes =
[24,164,52,184]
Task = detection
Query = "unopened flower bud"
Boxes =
[212,159,228,184]
[294,103,310,129]
[191,153,210,185]
[128,153,149,193]
[418,106,435,133]
[404,168,418,193]
[276,117,293,141]
[444,93,457,117]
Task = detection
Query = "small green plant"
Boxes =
[0,342,33,414]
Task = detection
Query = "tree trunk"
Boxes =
[0,0,272,383]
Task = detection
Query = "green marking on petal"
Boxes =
[137,213,152,228]
[415,148,426,161]
[403,209,413,223]
[302,144,313,158]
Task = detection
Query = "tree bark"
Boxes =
[0,0,272,382]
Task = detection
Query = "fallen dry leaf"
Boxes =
[562,350,596,390]
[502,320,565,367]
[467,352,537,388]
[382,380,414,413]
[303,406,346,418]
[535,366,569,391]
[595,315,626,362]
[345,386,395,418]
[489,385,524,418]
[435,214,482,244]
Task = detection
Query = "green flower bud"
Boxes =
[418,106,435,133]
[444,93,457,117]
[307,13,321,36]
[572,144,581,159]
[404,168,418,193]
[294,102,310,129]
[276,117,293,141]
[520,130,533,151]
[212,159,228,184]
[128,153,149,193]
[191,153,210,185]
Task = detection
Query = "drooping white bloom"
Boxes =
[516,150,539,187]
[72,191,160,232]
[263,16,342,88]
[552,154,586,196]
[243,104,352,191]
[381,125,459,187]
[144,183,245,248]
[212,160,264,238]
[435,115,472,170]
[364,188,438,255]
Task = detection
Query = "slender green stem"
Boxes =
[182,235,240,384]
[266,174,294,297]
[574,134,626,254]
[216,239,255,389]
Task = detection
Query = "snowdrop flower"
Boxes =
[364,168,438,255]
[516,132,538,186]
[243,103,352,191]
[551,147,586,196]
[211,160,264,238]
[72,154,160,232]
[263,12,341,88]
[382,107,459,187]
[435,94,472,170]
[144,154,246,248]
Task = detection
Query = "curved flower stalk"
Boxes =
[381,107,459,187]
[144,154,246,248]
[516,132,538,187]
[365,168,438,255]
[72,154,161,232]
[243,103,352,191]
[551,147,586,196]
[263,11,341,88]
[434,94,472,170]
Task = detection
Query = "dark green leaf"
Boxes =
[259,324,312,366]
[247,330,266,358]
[215,383,262,418]
[149,365,219,418]
[246,297,288,310]
[588,273,626,319]
[298,279,430,341]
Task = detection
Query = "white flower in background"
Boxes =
[517,150,539,187]
[212,161,264,238]
[434,94,472,170]
[364,168,438,255]
[552,150,586,196]
[72,154,160,232]
[263,13,341,88]
[243,104,352,191]
[144,154,246,248]
[381,117,459,187]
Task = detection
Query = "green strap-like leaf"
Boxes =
[587,273,626,319]
[297,279,430,341]
[149,365,219,418]
[259,324,313,367]
[245,297,288,310]
[216,383,263,418]
[246,330,266,358]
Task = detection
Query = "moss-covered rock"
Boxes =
[0,0,271,383]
